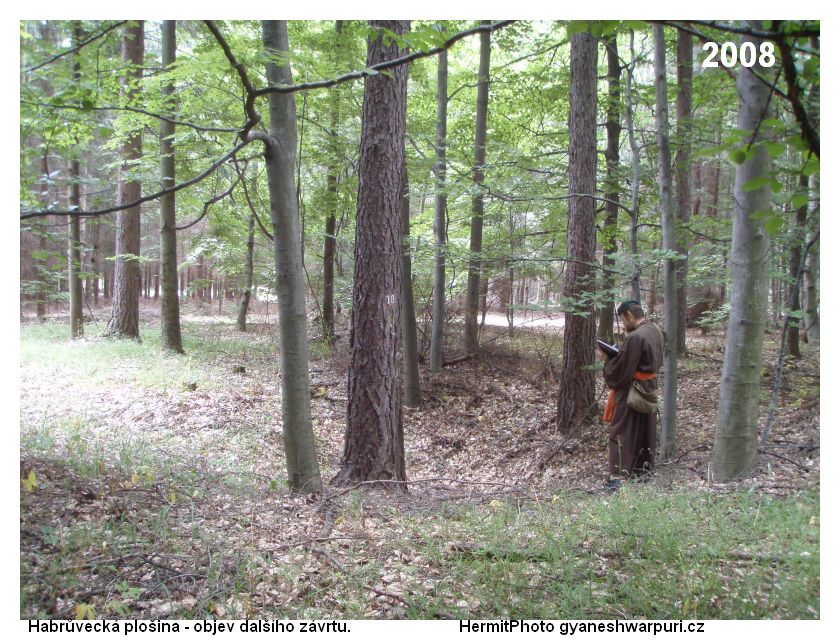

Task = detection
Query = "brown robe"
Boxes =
[602,321,664,478]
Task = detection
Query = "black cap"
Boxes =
[616,300,641,316]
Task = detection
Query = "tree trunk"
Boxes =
[104,21,143,340]
[401,162,421,408]
[236,213,256,331]
[464,21,491,353]
[804,175,819,345]
[260,21,322,493]
[68,22,84,339]
[597,35,620,344]
[158,21,183,352]
[335,20,409,487]
[430,42,448,372]
[90,218,100,307]
[36,223,47,320]
[556,31,597,432]
[786,174,808,358]
[653,24,678,461]
[624,31,642,301]
[712,25,772,481]
[674,29,693,356]
[321,20,342,344]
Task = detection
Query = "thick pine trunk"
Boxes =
[597,35,620,344]
[464,22,491,353]
[556,32,597,432]
[236,214,256,332]
[674,29,693,355]
[104,21,144,340]
[653,24,678,461]
[335,20,409,487]
[261,20,323,493]
[712,25,772,481]
[430,43,448,372]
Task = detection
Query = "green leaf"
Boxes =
[729,149,746,165]
[802,156,819,177]
[742,175,770,192]
[791,193,810,209]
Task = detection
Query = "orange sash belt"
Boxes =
[603,371,657,423]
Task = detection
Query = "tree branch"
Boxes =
[774,23,820,158]
[174,171,244,231]
[231,156,274,241]
[20,99,241,133]
[24,20,127,73]
[254,21,517,97]
[20,140,252,219]
[203,20,261,141]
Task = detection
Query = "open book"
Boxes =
[596,340,619,359]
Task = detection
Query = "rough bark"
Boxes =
[335,20,409,487]
[104,21,143,340]
[674,29,693,355]
[430,43,448,372]
[401,162,421,408]
[653,24,678,461]
[464,22,491,353]
[597,35,620,344]
[556,32,597,432]
[159,20,184,353]
[236,214,256,332]
[262,20,323,493]
[712,25,772,481]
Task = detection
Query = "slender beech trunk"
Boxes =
[36,225,47,320]
[653,25,678,461]
[158,20,183,352]
[786,174,808,358]
[90,218,100,307]
[712,25,772,481]
[556,32,597,431]
[104,21,143,339]
[321,21,342,344]
[236,214,256,331]
[804,175,819,344]
[261,20,322,493]
[401,162,421,408]
[464,21,491,353]
[335,20,409,487]
[674,29,693,355]
[597,35,620,343]
[430,42,448,372]
[624,31,642,301]
[803,51,819,345]
[68,22,84,339]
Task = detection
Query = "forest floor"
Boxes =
[19,303,820,619]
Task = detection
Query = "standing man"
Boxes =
[595,300,664,493]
